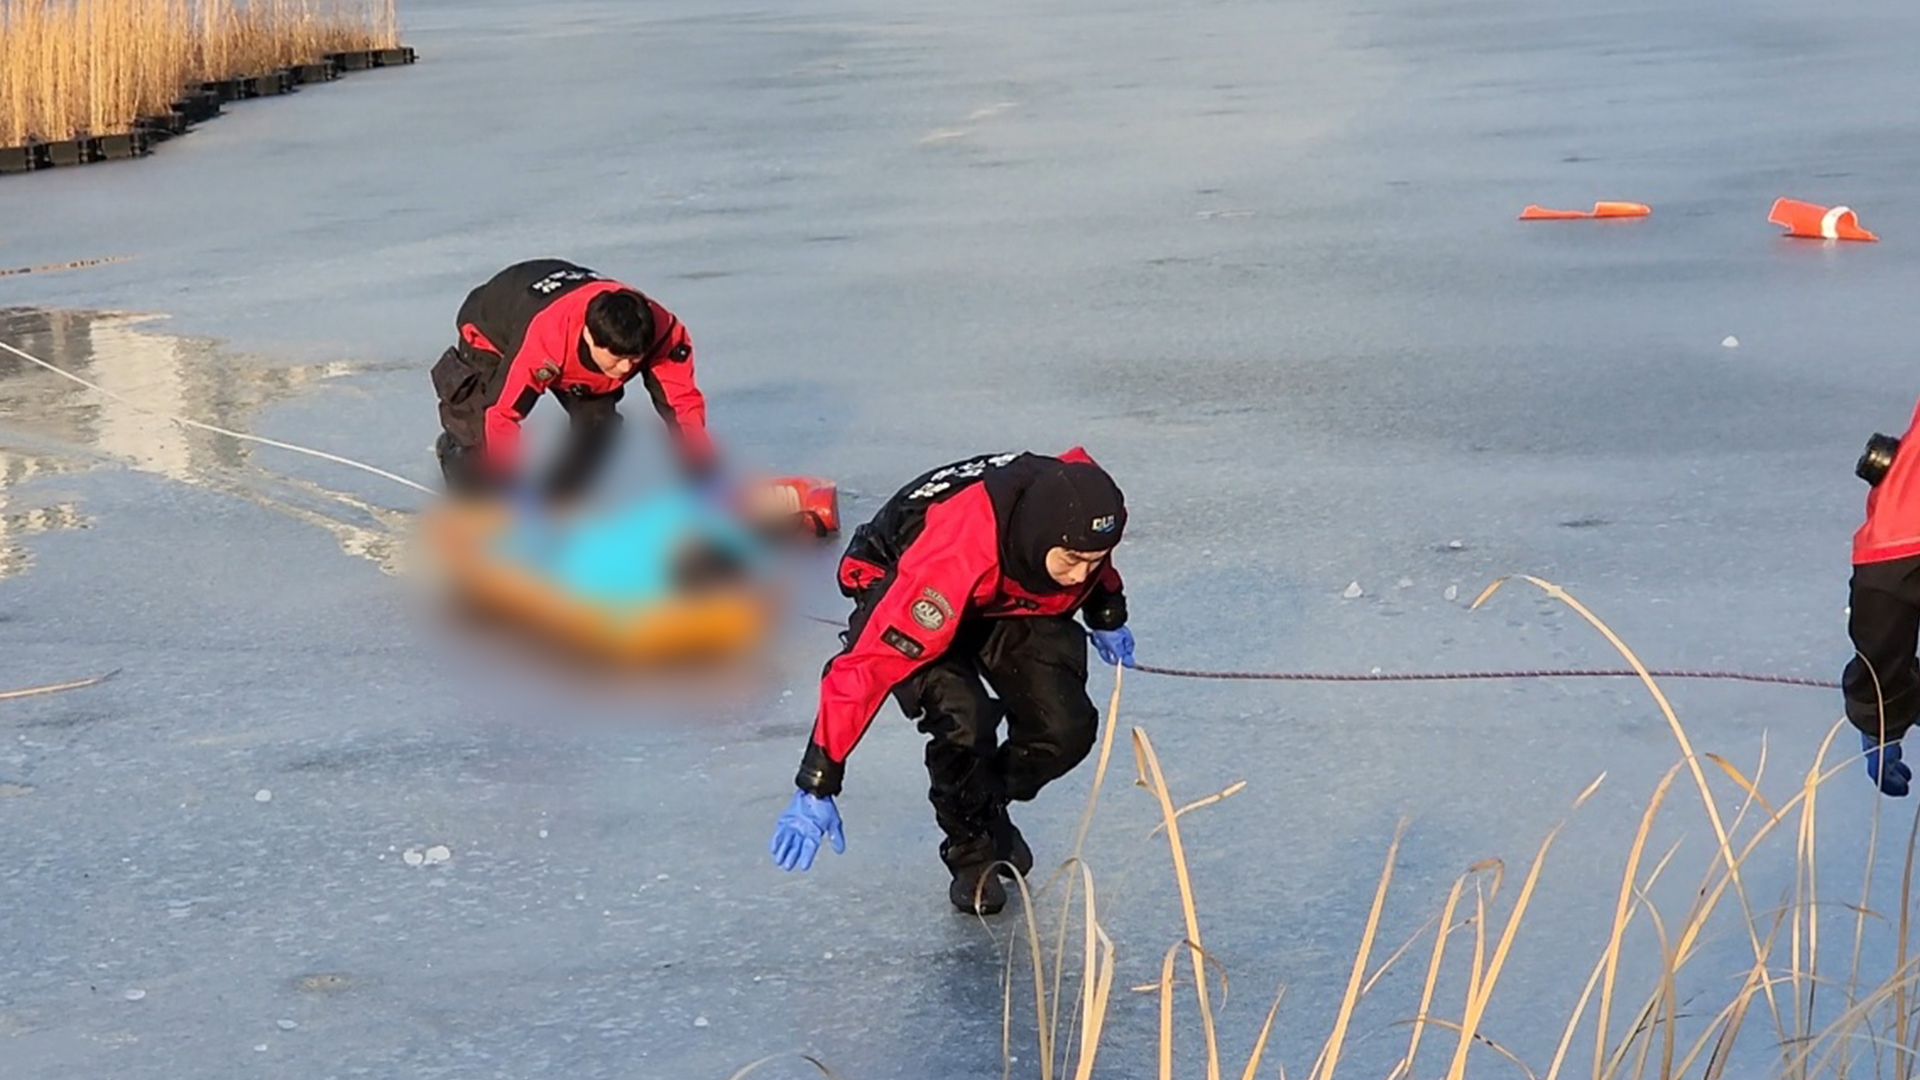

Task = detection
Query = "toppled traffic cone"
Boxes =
[1768,197,1878,242]
[1519,201,1651,220]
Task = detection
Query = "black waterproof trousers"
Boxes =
[1845,554,1920,743]
[841,594,1099,869]
[430,342,623,498]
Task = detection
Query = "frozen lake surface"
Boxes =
[2,0,1919,1075]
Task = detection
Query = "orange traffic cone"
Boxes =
[1519,201,1651,220]
[1768,197,1878,242]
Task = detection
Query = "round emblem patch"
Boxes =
[910,598,946,631]
[533,364,560,384]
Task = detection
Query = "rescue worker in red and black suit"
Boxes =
[768,448,1138,915]
[1845,395,1920,797]
[429,258,717,499]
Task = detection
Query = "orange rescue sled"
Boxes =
[421,500,778,666]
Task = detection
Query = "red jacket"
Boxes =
[811,447,1124,764]
[1856,395,1920,565]
[458,265,711,475]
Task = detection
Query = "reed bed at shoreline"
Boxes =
[0,0,400,145]
[737,575,1920,1078]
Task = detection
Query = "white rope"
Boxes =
[0,337,436,496]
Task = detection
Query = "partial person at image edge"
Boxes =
[429,258,717,501]
[1846,394,1920,797]
[768,447,1138,916]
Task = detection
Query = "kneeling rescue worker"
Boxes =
[768,448,1138,914]
[430,258,718,500]
[1845,394,1920,798]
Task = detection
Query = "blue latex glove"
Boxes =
[508,481,545,521]
[770,790,846,871]
[1089,626,1136,668]
[699,471,734,505]
[1862,731,1911,797]
[681,466,733,509]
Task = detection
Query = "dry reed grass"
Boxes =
[923,573,1920,1079]
[0,667,120,700]
[0,0,401,146]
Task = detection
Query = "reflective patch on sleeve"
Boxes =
[880,626,925,659]
[909,597,946,631]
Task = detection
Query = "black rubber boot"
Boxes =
[942,836,1007,915]
[435,433,494,497]
[990,806,1033,880]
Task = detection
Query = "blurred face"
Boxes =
[583,330,642,380]
[1045,547,1109,587]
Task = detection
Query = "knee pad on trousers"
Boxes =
[1001,713,1097,803]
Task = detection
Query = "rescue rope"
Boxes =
[0,338,437,495]
[0,334,1849,697]
[0,255,136,279]
[795,612,1838,690]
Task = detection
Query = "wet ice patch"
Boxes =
[0,308,411,575]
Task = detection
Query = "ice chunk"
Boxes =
[1342,581,1364,599]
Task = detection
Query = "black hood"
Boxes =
[982,453,1127,594]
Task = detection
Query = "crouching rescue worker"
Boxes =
[430,258,717,500]
[767,448,1138,915]
[1845,395,1920,797]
